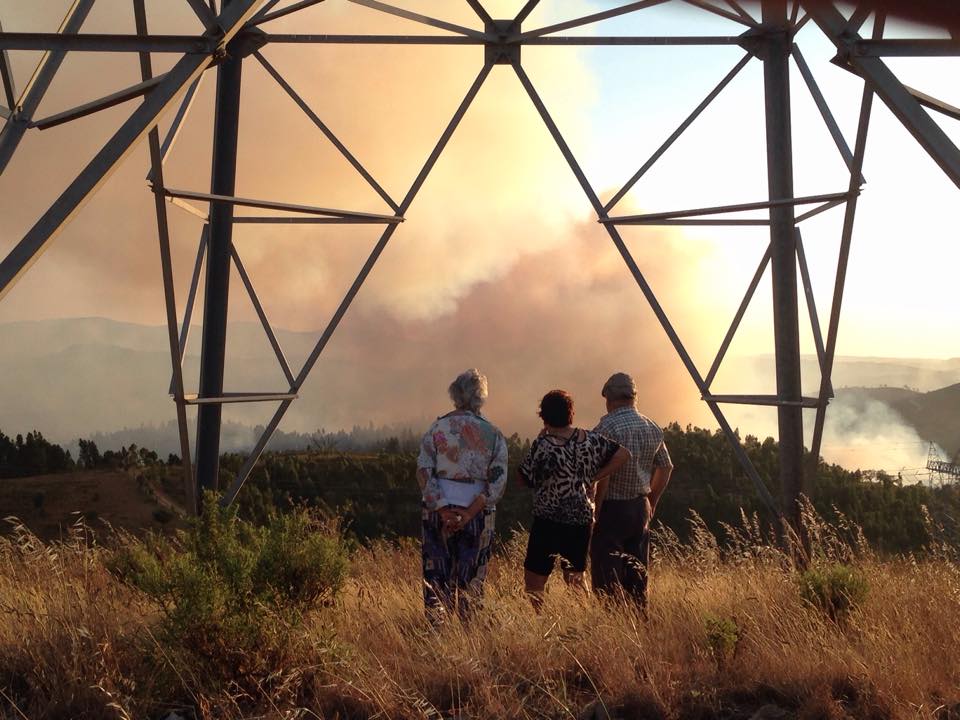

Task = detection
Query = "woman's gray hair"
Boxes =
[448,368,488,413]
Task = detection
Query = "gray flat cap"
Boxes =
[601,372,636,400]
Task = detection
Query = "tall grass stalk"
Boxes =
[1,508,959,719]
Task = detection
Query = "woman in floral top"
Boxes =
[518,389,629,610]
[416,369,508,622]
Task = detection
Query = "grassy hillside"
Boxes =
[889,383,960,460]
[0,470,183,540]
[0,507,957,719]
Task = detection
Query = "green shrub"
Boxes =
[109,495,350,681]
[799,563,868,621]
[704,615,740,667]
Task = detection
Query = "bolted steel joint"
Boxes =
[738,24,792,62]
[485,19,519,66]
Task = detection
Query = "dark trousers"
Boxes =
[590,496,651,605]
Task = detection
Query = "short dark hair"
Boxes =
[538,389,574,427]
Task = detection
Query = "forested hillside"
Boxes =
[197,423,958,554]
[4,423,957,554]
[850,383,960,458]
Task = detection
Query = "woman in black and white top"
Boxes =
[518,389,630,609]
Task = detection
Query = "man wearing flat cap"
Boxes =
[591,372,673,606]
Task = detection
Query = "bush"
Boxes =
[704,615,740,667]
[799,563,869,621]
[109,495,350,683]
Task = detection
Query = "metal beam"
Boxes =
[168,196,210,221]
[795,227,831,397]
[264,33,741,45]
[788,0,801,26]
[604,191,852,224]
[186,392,298,404]
[703,394,819,408]
[851,39,960,57]
[605,52,752,212]
[809,20,880,479]
[829,57,960,124]
[521,35,742,45]
[0,0,266,301]
[682,0,755,26]
[230,246,296,386]
[512,0,541,29]
[466,0,494,27]
[634,218,770,225]
[761,1,805,533]
[184,0,217,28]
[250,0,284,22]
[0,32,213,53]
[146,76,204,183]
[810,4,960,189]
[0,17,16,111]
[134,0,198,517]
[703,245,771,390]
[232,215,392,223]
[791,43,861,183]
[221,62,493,506]
[346,0,491,41]
[163,187,402,221]
[253,50,400,213]
[513,0,669,41]
[906,85,960,123]
[794,196,845,223]
[168,226,208,395]
[31,74,166,130]
[195,0,246,496]
[843,3,871,36]
[266,34,482,44]
[0,0,95,174]
[185,0,218,29]
[250,0,328,26]
[725,0,757,26]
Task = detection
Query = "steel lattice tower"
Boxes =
[1,0,958,549]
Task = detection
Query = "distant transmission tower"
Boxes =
[926,443,960,485]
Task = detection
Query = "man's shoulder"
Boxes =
[637,412,663,429]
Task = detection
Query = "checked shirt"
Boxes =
[594,406,672,500]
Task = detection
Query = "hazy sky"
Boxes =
[0,1,957,469]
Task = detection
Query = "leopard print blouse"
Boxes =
[518,429,621,525]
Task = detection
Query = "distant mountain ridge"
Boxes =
[0,318,957,459]
[736,354,960,395]
[836,384,960,460]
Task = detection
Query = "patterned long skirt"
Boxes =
[421,507,495,622]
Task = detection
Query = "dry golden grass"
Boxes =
[1,511,959,720]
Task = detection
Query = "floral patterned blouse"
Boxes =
[417,411,508,511]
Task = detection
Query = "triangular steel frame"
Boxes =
[1,0,959,534]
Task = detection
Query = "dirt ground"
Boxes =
[0,470,183,540]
